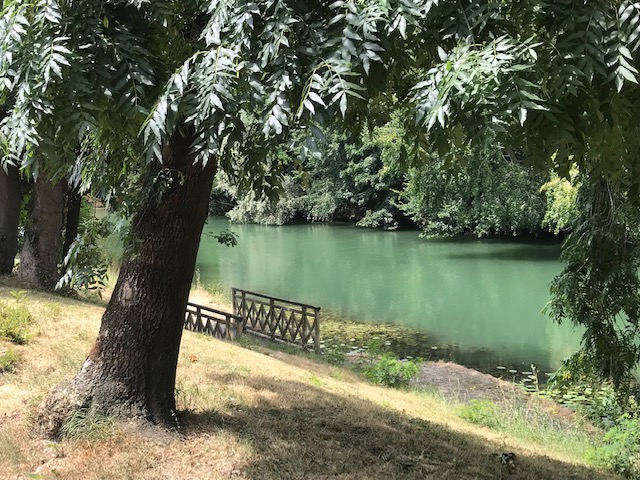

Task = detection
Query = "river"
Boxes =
[195,217,582,374]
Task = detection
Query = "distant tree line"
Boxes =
[211,119,577,238]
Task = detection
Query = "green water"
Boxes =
[196,218,582,372]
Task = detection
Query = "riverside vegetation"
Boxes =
[1,281,635,479]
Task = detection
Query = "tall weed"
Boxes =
[0,303,32,344]
[0,346,19,373]
[60,407,114,442]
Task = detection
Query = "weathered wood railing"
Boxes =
[232,288,321,353]
[184,302,244,340]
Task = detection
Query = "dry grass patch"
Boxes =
[0,283,622,479]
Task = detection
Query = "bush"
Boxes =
[0,303,32,345]
[0,346,19,373]
[363,352,421,388]
[322,342,347,366]
[457,399,502,429]
[588,415,640,478]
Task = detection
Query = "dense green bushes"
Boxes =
[588,415,640,478]
[212,121,573,238]
[215,123,407,229]
[402,142,547,237]
[362,352,422,388]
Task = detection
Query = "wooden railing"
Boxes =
[232,288,321,353]
[184,302,244,340]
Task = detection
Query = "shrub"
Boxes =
[588,415,640,478]
[0,346,19,373]
[0,303,32,345]
[322,342,347,366]
[457,399,502,429]
[363,352,421,388]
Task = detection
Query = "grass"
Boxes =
[0,283,622,480]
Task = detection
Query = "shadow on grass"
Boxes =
[179,373,617,480]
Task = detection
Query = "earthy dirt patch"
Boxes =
[412,361,580,425]
[412,361,522,403]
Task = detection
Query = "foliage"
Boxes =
[224,175,306,225]
[222,120,407,229]
[362,352,421,388]
[321,341,347,366]
[545,352,634,427]
[413,1,640,188]
[403,138,547,237]
[60,407,115,442]
[588,415,640,479]
[546,178,640,389]
[540,169,580,235]
[211,229,238,248]
[0,302,32,345]
[457,399,502,429]
[3,0,640,406]
[8,290,27,303]
[56,202,111,293]
[0,345,18,373]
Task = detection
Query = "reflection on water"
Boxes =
[196,218,582,372]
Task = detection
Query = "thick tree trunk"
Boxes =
[0,165,22,274]
[17,175,65,289]
[37,129,217,436]
[62,187,82,260]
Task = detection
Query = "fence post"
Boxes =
[269,298,276,339]
[232,288,238,316]
[313,308,320,354]
[301,305,307,344]
[236,312,244,338]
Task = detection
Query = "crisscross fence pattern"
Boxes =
[184,302,244,340]
[232,288,321,353]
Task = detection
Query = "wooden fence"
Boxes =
[232,288,321,353]
[184,302,244,340]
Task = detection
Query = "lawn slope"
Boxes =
[0,286,619,479]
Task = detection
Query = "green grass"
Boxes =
[0,302,32,345]
[0,345,19,373]
[60,407,115,443]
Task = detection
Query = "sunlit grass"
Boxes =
[0,283,620,480]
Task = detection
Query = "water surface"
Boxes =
[196,218,582,372]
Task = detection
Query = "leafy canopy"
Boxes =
[3,0,640,386]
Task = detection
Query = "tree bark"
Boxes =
[37,129,217,436]
[0,164,22,274]
[62,187,82,260]
[17,175,65,289]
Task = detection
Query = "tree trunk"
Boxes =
[62,187,82,260]
[17,175,65,289]
[0,165,22,274]
[37,129,217,436]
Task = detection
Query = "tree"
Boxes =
[3,0,640,436]
[222,119,408,229]
[0,0,424,435]
[402,138,547,237]
[0,163,21,274]
[62,185,82,260]
[408,0,640,388]
[17,173,65,289]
